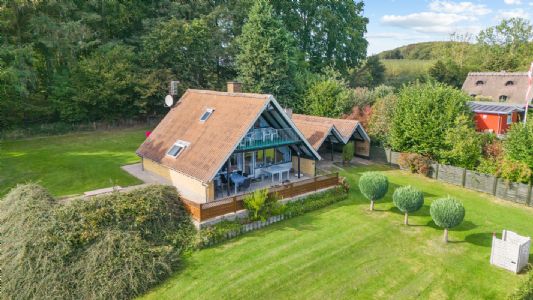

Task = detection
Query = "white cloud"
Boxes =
[496,8,530,19]
[504,0,522,5]
[381,12,474,34]
[428,1,491,15]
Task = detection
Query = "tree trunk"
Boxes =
[404,212,409,225]
[443,228,449,243]
[370,200,374,211]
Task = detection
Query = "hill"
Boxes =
[377,41,472,60]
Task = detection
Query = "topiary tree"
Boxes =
[392,185,424,225]
[358,172,389,211]
[430,196,465,243]
[342,141,355,165]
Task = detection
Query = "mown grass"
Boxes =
[141,165,533,300]
[0,128,147,196]
[382,59,434,87]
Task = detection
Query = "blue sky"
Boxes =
[364,0,533,54]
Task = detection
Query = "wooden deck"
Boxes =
[181,173,340,222]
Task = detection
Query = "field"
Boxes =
[382,59,435,87]
[141,165,533,299]
[0,128,147,196]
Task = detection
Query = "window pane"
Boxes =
[200,111,211,121]
[265,148,275,165]
[167,145,183,156]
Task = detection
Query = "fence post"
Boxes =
[527,183,532,206]
[435,164,439,180]
[388,149,392,166]
[198,203,203,221]
[462,168,467,187]
[233,196,237,213]
[492,176,498,196]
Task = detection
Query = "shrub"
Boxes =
[398,153,431,175]
[243,188,285,221]
[392,186,424,225]
[509,268,533,300]
[500,159,532,184]
[196,220,243,247]
[342,141,355,164]
[358,172,389,211]
[430,196,465,243]
[285,188,348,217]
[0,184,195,300]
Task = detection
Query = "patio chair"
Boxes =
[239,178,251,191]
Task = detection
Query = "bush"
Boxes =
[398,153,431,175]
[430,196,465,243]
[509,267,533,299]
[358,172,389,211]
[0,184,195,300]
[500,159,532,184]
[243,188,285,221]
[393,186,424,225]
[342,141,355,164]
[196,220,243,247]
[285,187,348,217]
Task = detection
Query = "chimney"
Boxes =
[227,81,242,93]
[284,108,293,118]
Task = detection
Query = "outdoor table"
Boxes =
[229,172,246,193]
[264,165,291,183]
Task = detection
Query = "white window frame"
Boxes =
[199,108,214,122]
[166,140,190,157]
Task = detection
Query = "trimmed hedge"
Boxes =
[0,184,195,300]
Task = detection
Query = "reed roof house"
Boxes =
[136,82,321,204]
[462,72,532,134]
[291,114,371,159]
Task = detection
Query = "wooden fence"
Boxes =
[369,146,533,206]
[181,173,340,222]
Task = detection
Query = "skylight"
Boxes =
[166,140,190,157]
[200,108,214,122]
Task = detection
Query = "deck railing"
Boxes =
[236,128,300,151]
[181,173,340,222]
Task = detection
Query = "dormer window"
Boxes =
[505,80,514,86]
[199,108,214,122]
[499,95,508,102]
[167,140,190,157]
[476,80,484,86]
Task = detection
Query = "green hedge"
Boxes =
[0,184,195,300]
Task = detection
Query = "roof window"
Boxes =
[200,108,214,122]
[499,95,508,102]
[167,140,190,157]
[505,80,514,86]
[475,80,485,86]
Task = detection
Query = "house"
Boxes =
[462,72,531,134]
[136,82,321,204]
[291,114,371,159]
[468,101,524,135]
[462,72,531,104]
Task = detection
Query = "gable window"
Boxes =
[475,80,484,86]
[505,80,514,86]
[507,114,512,125]
[199,108,214,122]
[499,95,508,102]
[167,140,190,157]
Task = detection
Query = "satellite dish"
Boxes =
[164,95,174,107]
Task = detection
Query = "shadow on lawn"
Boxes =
[464,232,493,247]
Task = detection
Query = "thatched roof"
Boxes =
[462,72,531,104]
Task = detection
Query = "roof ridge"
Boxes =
[187,89,271,99]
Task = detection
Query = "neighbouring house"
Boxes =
[136,82,321,204]
[291,114,371,159]
[462,72,531,104]
[468,102,525,135]
[462,72,531,134]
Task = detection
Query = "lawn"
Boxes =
[141,165,533,300]
[382,59,434,87]
[0,128,148,196]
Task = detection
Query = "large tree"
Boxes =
[389,82,473,160]
[235,0,299,107]
[271,0,368,75]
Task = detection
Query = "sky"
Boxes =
[364,0,533,55]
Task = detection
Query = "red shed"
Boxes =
[468,102,526,134]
